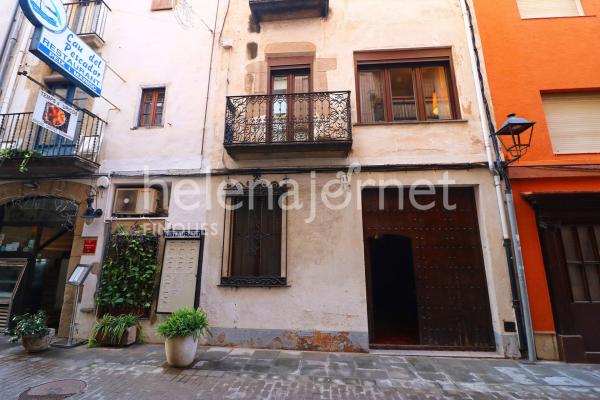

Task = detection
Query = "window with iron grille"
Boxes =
[138,88,166,127]
[221,185,287,287]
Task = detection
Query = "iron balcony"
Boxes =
[64,0,111,49]
[0,110,105,178]
[224,91,352,159]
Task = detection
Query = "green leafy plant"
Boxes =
[157,308,209,340]
[96,225,159,315]
[5,311,50,343]
[0,148,41,173]
[89,314,140,346]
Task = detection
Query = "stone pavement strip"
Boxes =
[1,339,599,399]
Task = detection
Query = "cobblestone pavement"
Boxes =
[1,338,599,399]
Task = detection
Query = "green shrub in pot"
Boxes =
[157,308,209,367]
[5,311,54,353]
[89,314,141,347]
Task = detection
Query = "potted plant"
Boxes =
[88,314,140,347]
[157,308,209,367]
[5,311,54,353]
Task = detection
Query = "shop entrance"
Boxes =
[0,197,78,330]
[362,187,496,350]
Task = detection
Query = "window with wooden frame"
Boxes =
[138,88,165,127]
[355,48,460,124]
[221,184,287,287]
[151,0,172,11]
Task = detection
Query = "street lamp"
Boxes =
[81,189,103,224]
[495,113,535,161]
[491,112,537,362]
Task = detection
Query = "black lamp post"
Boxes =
[81,189,103,223]
[491,113,536,362]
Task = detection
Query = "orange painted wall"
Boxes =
[472,0,600,333]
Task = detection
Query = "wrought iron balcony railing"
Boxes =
[65,0,111,47]
[0,111,104,164]
[224,91,352,157]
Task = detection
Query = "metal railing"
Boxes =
[65,0,111,42]
[0,111,105,163]
[225,91,352,145]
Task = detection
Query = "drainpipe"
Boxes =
[0,20,32,115]
[0,3,22,96]
[460,0,536,362]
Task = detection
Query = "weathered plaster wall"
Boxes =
[96,0,218,173]
[196,169,517,354]
[206,0,488,171]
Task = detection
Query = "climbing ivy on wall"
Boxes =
[96,225,159,316]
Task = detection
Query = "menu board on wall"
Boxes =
[157,237,203,314]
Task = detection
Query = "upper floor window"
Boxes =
[516,0,583,19]
[542,92,600,154]
[355,48,460,124]
[139,88,165,128]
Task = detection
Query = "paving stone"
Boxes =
[0,338,599,400]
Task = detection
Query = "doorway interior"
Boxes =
[0,197,78,330]
[367,234,419,345]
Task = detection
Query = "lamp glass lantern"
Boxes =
[81,190,103,224]
[495,113,535,160]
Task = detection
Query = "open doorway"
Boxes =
[0,197,78,330]
[367,235,419,346]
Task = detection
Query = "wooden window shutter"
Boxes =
[542,92,600,154]
[151,0,173,11]
[516,0,581,19]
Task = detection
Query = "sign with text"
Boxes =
[30,27,106,97]
[32,91,80,141]
[82,239,98,255]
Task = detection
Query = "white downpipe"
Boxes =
[459,0,536,362]
[459,0,509,240]
[0,23,33,115]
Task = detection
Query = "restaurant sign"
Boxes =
[20,0,106,97]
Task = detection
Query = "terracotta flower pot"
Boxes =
[22,328,55,354]
[164,335,198,367]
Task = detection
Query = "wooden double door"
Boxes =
[528,193,600,363]
[362,187,495,350]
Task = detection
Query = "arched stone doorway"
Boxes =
[0,180,92,335]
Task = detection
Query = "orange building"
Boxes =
[472,0,600,363]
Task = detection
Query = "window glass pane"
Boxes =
[390,67,417,121]
[272,76,288,95]
[359,69,385,123]
[154,113,163,126]
[422,66,453,120]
